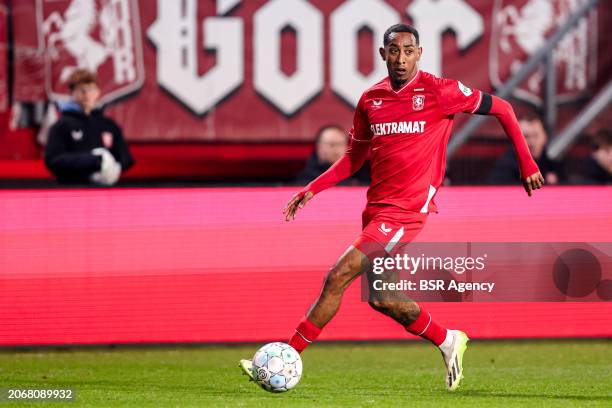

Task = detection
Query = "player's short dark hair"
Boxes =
[67,69,97,91]
[315,124,347,145]
[383,24,419,46]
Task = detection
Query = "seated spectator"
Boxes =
[579,128,611,185]
[295,124,369,185]
[44,69,133,186]
[488,114,564,185]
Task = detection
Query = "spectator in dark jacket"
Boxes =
[295,124,369,185]
[579,128,612,185]
[45,69,133,185]
[488,114,564,185]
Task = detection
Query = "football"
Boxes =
[251,342,302,392]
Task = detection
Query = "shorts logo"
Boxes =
[490,0,598,106]
[40,0,145,105]
[412,95,425,111]
[378,223,393,236]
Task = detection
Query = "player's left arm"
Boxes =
[474,93,544,196]
[438,78,543,196]
[283,134,370,221]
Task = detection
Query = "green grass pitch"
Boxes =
[0,340,610,407]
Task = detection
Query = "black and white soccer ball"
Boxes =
[252,342,302,392]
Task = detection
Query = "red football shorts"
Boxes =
[353,205,428,258]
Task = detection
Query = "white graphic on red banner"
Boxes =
[408,0,484,76]
[147,0,244,115]
[8,0,606,141]
[40,0,145,104]
[490,0,598,105]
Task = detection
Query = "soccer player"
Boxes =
[241,23,544,391]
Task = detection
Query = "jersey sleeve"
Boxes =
[435,78,483,116]
[350,93,374,141]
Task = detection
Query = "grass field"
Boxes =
[0,340,610,407]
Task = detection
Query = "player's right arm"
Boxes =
[284,95,373,221]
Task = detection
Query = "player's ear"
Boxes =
[379,47,386,61]
[416,46,423,61]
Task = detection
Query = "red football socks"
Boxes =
[288,317,322,353]
[404,305,447,346]
[288,308,446,352]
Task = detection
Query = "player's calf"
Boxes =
[288,247,367,353]
[368,299,420,326]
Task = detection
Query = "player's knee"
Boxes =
[323,264,357,294]
[322,268,346,293]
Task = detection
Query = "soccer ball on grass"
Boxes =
[252,342,302,392]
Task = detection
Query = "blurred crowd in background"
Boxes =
[0,0,610,187]
[3,86,611,187]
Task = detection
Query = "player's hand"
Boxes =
[522,171,545,197]
[283,191,313,221]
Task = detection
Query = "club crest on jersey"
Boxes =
[412,95,425,111]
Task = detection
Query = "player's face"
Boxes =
[379,32,422,88]
[72,82,100,114]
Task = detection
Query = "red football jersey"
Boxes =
[352,70,482,214]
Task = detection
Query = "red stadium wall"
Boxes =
[0,186,610,346]
[3,0,610,181]
[10,0,612,142]
[0,0,7,113]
